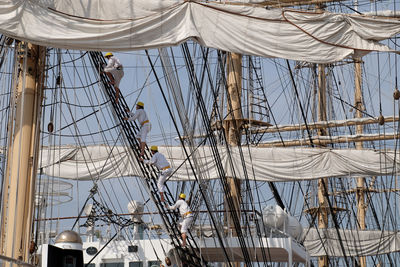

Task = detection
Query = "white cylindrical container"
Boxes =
[285,215,303,240]
[262,205,287,229]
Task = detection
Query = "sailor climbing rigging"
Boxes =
[123,101,151,156]
[140,146,172,202]
[103,52,124,103]
[166,193,193,247]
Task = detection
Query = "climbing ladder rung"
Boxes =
[88,51,205,266]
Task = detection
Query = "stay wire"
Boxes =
[148,47,236,265]
[146,49,212,265]
[214,50,273,265]
[89,51,180,261]
[65,52,129,230]
[286,59,351,266]
[182,45,252,266]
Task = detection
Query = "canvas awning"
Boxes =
[0,1,399,63]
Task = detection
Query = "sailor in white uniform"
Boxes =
[166,193,193,247]
[140,145,172,202]
[103,52,124,103]
[124,101,151,156]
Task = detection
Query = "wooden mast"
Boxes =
[225,53,243,146]
[354,57,366,267]
[223,52,242,267]
[225,52,243,230]
[316,62,329,267]
[314,2,332,264]
[0,42,45,265]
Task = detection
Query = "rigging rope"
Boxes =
[181,44,254,265]
[90,50,205,266]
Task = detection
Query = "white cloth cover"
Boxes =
[39,145,400,181]
[40,145,138,180]
[0,1,399,63]
[303,228,400,257]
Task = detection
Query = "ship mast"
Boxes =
[224,52,242,237]
[0,42,45,265]
[354,57,366,267]
[312,3,328,265]
[316,61,329,267]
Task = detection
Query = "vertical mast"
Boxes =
[225,52,243,230]
[315,3,329,265]
[316,63,329,267]
[224,51,242,266]
[0,42,45,265]
[354,57,366,267]
[226,52,243,146]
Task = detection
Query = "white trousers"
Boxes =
[181,216,193,234]
[104,67,124,87]
[138,122,151,142]
[157,167,172,192]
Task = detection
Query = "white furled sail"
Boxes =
[39,145,400,181]
[304,228,400,257]
[40,145,137,180]
[0,1,399,63]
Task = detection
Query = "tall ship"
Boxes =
[0,0,399,266]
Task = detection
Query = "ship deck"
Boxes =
[197,236,309,264]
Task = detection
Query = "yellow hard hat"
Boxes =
[137,101,144,107]
[104,52,113,57]
[179,193,186,199]
[150,145,158,151]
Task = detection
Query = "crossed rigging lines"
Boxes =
[147,44,299,265]
[89,51,206,266]
[66,48,283,266]
[20,40,400,266]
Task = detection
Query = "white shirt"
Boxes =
[105,56,122,69]
[168,199,192,218]
[127,109,148,125]
[144,152,169,170]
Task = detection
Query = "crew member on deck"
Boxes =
[123,102,150,156]
[166,193,193,247]
[140,145,172,202]
[103,52,124,103]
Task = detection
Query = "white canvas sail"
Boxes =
[0,1,399,63]
[38,145,400,181]
[304,228,400,257]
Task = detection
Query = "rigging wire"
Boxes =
[214,50,274,265]
[286,59,352,266]
[5,39,398,265]
[146,48,229,266]
[182,45,255,265]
